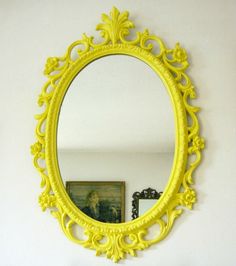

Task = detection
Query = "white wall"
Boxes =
[1,0,236,265]
[58,151,173,221]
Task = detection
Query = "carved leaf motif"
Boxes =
[96,7,134,44]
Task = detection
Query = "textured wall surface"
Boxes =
[0,0,236,265]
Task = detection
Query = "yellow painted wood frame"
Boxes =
[31,7,205,262]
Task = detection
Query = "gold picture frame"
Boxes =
[31,7,204,262]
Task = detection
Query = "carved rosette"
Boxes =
[31,7,204,262]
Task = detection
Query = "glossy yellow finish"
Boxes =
[31,7,204,262]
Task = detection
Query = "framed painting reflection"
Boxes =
[66,181,125,223]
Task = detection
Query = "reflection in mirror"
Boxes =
[132,188,162,219]
[139,200,157,216]
[57,55,175,222]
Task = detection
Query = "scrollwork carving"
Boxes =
[31,7,204,262]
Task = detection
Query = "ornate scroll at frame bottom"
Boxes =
[31,7,205,262]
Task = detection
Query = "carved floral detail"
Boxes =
[30,142,42,156]
[44,57,59,75]
[173,43,188,62]
[189,135,205,154]
[183,189,196,209]
[39,194,56,211]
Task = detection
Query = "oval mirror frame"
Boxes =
[31,7,205,262]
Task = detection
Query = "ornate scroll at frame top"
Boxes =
[31,7,205,262]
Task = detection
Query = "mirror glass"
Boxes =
[139,199,157,216]
[57,55,175,222]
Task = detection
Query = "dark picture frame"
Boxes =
[66,181,125,223]
[132,187,162,220]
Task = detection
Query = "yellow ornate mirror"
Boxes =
[31,7,204,262]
